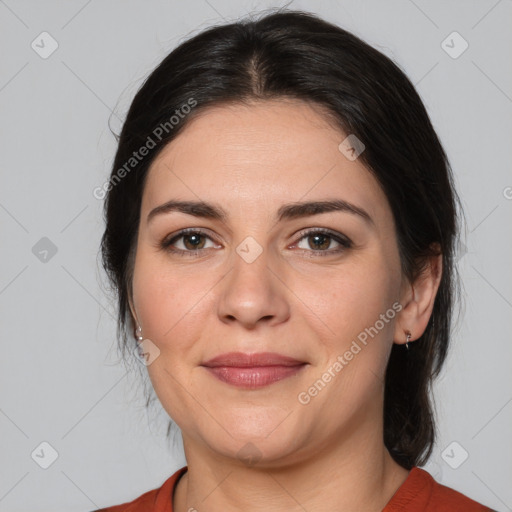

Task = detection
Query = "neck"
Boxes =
[173,407,410,511]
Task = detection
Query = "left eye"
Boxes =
[293,230,352,255]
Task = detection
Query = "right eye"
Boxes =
[160,229,221,256]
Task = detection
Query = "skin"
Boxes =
[128,99,442,512]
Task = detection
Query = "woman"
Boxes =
[96,9,494,512]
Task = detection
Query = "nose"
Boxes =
[216,243,291,330]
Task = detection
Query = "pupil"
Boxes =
[311,234,329,250]
[185,234,204,250]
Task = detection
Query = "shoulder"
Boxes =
[384,467,495,511]
[92,466,188,512]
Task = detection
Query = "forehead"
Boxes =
[151,99,342,171]
[142,100,390,225]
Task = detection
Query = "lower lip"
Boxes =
[203,365,306,389]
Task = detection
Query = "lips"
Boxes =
[201,352,307,389]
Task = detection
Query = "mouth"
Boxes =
[201,352,307,389]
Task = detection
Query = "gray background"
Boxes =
[1,0,511,510]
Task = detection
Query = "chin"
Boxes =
[197,410,308,467]
[215,434,301,469]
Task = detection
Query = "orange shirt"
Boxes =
[96,466,495,511]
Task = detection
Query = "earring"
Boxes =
[405,331,412,350]
[135,325,143,343]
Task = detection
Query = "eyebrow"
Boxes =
[147,199,374,226]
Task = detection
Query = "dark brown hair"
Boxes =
[100,8,461,469]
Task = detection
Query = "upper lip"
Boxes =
[202,352,306,368]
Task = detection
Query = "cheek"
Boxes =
[131,254,209,425]
[297,254,400,341]
[298,251,401,410]
[132,251,194,346]
[298,262,399,420]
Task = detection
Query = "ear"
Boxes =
[394,251,443,345]
[127,289,139,334]
[126,247,139,334]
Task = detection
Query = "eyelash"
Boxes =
[160,228,352,258]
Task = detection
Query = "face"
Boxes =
[130,99,406,467]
